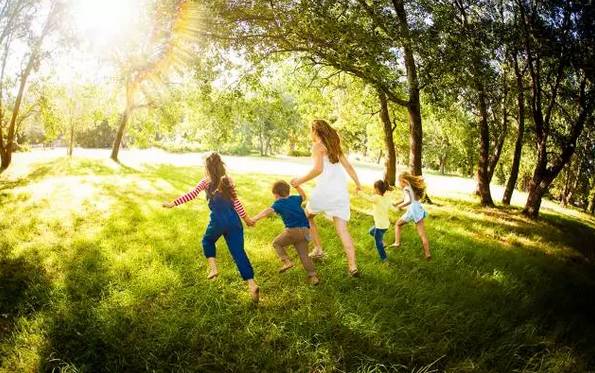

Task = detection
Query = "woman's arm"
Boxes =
[294,185,307,202]
[252,207,275,223]
[163,178,209,208]
[291,143,324,187]
[356,189,375,202]
[339,154,362,191]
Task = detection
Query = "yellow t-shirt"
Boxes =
[361,193,393,229]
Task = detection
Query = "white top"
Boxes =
[307,155,351,221]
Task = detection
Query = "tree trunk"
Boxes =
[565,159,583,206]
[111,111,129,162]
[1,53,35,170]
[503,57,526,205]
[439,154,447,175]
[111,81,133,162]
[392,0,423,177]
[68,118,74,157]
[476,83,494,207]
[378,90,396,185]
[524,177,548,218]
[588,188,595,215]
[376,149,383,164]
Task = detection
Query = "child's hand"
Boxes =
[244,217,256,227]
[290,178,300,187]
[162,201,175,208]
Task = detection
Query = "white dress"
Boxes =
[307,155,351,221]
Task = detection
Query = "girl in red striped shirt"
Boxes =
[163,153,259,302]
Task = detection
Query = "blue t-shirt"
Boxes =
[271,195,310,228]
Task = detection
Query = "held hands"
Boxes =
[290,178,301,188]
[244,216,256,227]
[162,201,175,208]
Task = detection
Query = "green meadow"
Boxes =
[1,156,594,372]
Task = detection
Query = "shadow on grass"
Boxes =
[0,246,51,356]
[433,197,595,263]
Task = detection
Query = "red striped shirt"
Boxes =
[172,178,247,218]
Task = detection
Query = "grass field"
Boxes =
[1,155,595,372]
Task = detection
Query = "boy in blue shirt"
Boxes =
[252,180,320,285]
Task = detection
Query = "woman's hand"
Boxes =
[162,201,175,208]
[355,183,362,192]
[290,178,301,187]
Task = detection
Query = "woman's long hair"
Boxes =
[398,171,426,199]
[205,152,237,200]
[312,119,343,164]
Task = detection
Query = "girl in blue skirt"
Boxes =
[390,171,431,260]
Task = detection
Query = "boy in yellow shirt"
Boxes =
[357,180,394,262]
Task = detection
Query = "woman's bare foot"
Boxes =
[308,274,320,285]
[348,268,360,277]
[388,242,400,248]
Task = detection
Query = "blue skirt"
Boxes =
[401,201,428,223]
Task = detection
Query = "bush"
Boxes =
[287,149,310,157]
[154,141,205,153]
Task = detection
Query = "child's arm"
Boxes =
[163,178,209,208]
[396,189,413,209]
[232,198,255,226]
[252,207,275,223]
[294,184,307,202]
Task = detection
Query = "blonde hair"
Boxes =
[311,119,343,164]
[398,171,426,199]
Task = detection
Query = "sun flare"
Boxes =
[72,0,143,48]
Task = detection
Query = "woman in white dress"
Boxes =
[290,120,362,276]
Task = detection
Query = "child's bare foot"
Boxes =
[207,270,218,280]
[425,254,432,261]
[308,274,320,285]
[309,249,324,259]
[278,261,295,273]
[348,267,360,278]
[249,284,260,303]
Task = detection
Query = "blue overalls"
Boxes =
[201,191,254,280]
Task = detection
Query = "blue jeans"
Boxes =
[368,226,387,261]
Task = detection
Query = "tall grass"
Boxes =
[1,157,594,372]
